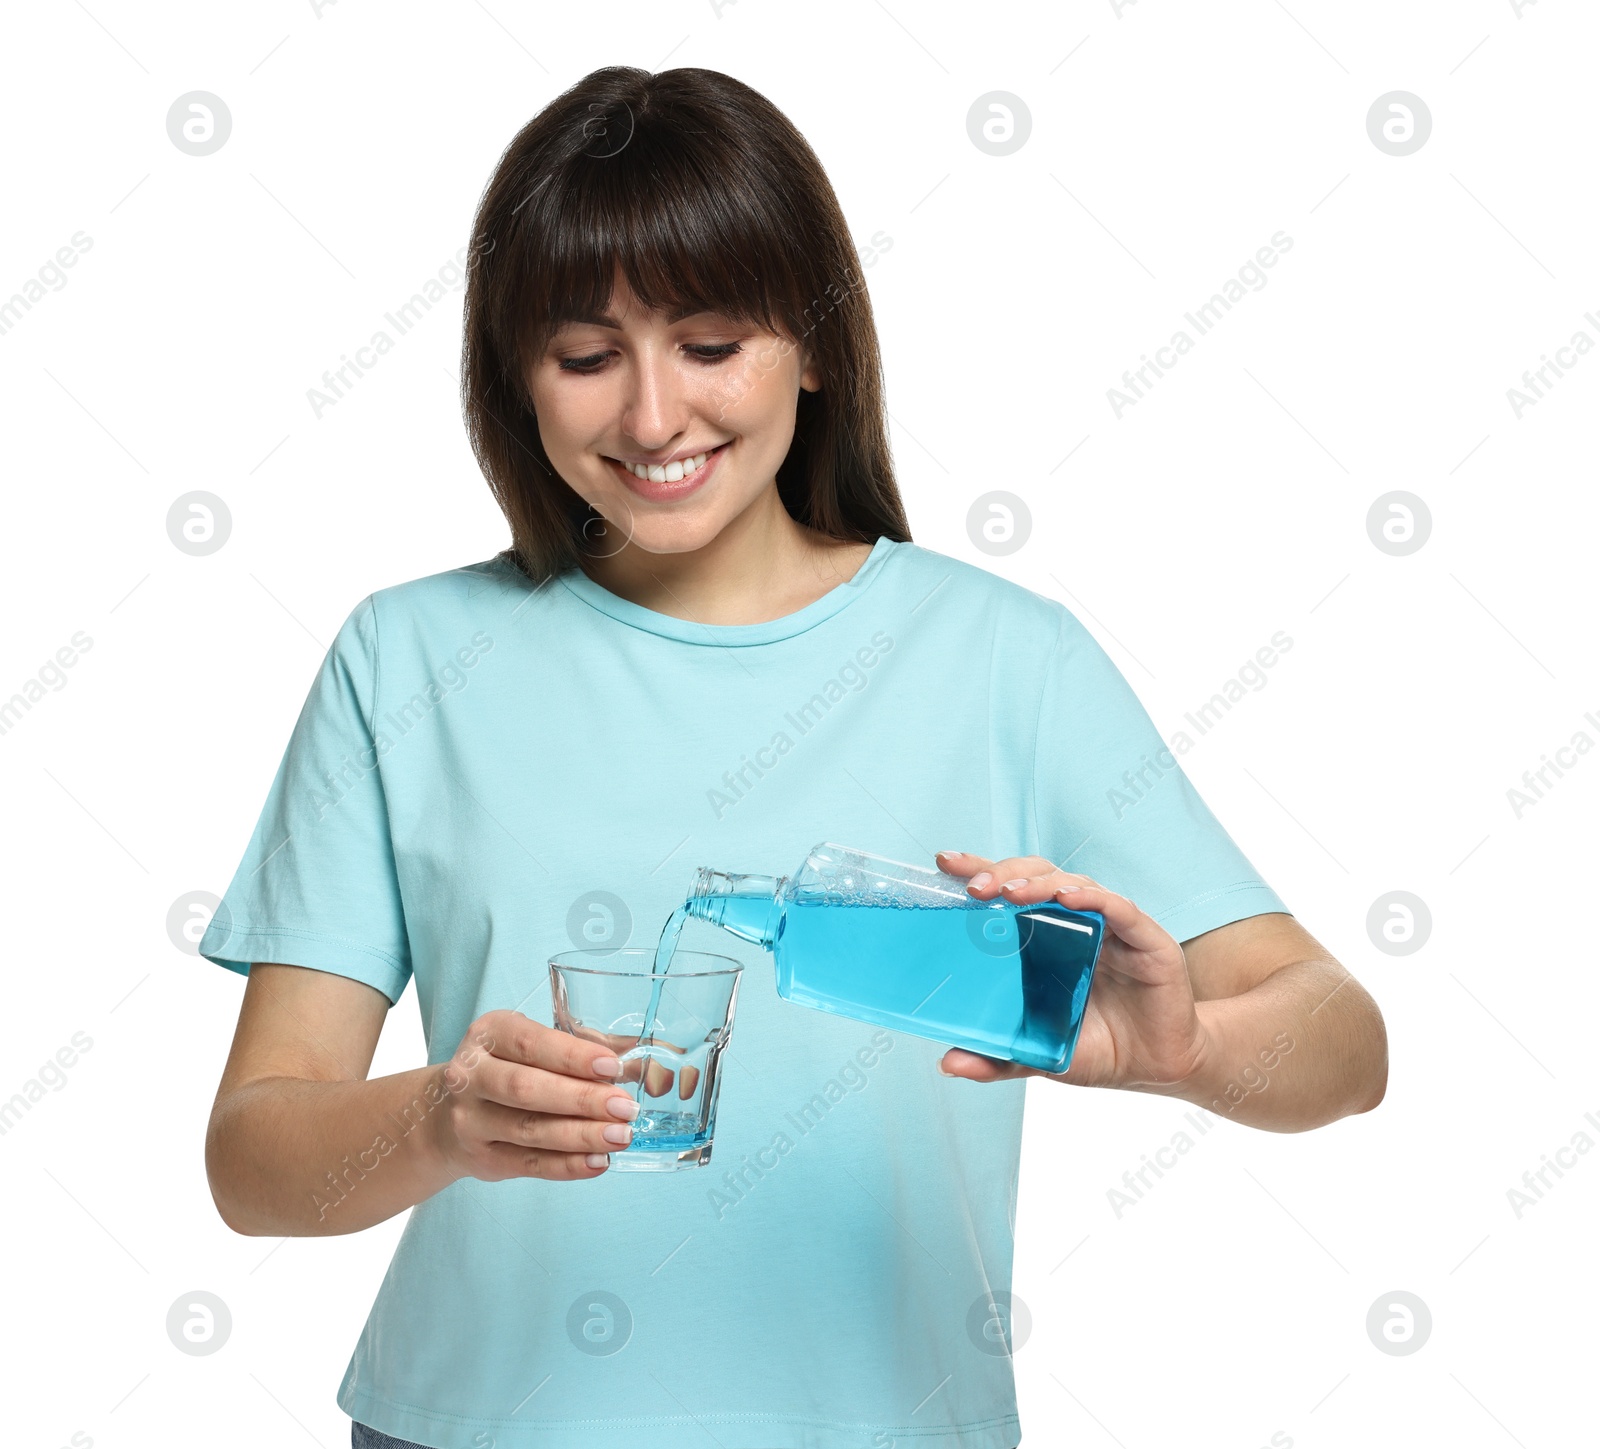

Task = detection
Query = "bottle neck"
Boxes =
[687,868,784,949]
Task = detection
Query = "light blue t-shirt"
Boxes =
[200,535,1288,1449]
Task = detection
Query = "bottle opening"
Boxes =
[688,867,729,909]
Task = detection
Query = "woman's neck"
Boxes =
[578,501,874,626]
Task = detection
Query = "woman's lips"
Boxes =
[607,441,729,502]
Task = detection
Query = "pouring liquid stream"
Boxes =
[617,904,694,1144]
[642,902,690,1042]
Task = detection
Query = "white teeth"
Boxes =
[618,449,712,483]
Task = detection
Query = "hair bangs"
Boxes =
[504,133,799,381]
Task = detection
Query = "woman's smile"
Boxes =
[604,439,732,502]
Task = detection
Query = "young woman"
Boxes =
[201,65,1386,1449]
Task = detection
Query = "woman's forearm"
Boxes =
[206,1064,459,1236]
[1172,958,1388,1132]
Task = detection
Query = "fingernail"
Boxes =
[969,872,993,890]
[585,1153,610,1169]
[602,1123,633,1145]
[607,1096,641,1121]
[591,1055,623,1078]
[1000,877,1028,890]
[937,1062,954,1076]
[936,850,958,860]
[1058,884,1085,893]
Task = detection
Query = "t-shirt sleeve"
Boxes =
[1032,604,1291,945]
[198,593,413,1004]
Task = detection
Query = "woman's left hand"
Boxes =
[932,850,1212,1092]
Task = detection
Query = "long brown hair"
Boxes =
[459,65,911,585]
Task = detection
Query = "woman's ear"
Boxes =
[799,349,822,394]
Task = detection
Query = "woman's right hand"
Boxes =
[428,1009,643,1181]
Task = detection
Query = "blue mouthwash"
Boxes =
[635,902,689,1062]
[609,904,712,1154]
[674,842,1104,1073]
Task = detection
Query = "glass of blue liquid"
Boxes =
[548,947,744,1172]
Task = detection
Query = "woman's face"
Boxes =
[527,273,820,556]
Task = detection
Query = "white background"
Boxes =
[2,1,1595,1446]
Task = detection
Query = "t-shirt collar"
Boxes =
[554,535,899,646]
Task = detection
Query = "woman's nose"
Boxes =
[617,349,689,446]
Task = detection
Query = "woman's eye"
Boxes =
[557,342,742,374]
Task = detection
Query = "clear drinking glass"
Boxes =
[548,947,743,1172]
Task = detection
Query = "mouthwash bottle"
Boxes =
[677,842,1104,1074]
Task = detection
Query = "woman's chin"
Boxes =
[580,510,727,560]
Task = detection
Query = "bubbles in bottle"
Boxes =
[800,858,983,911]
